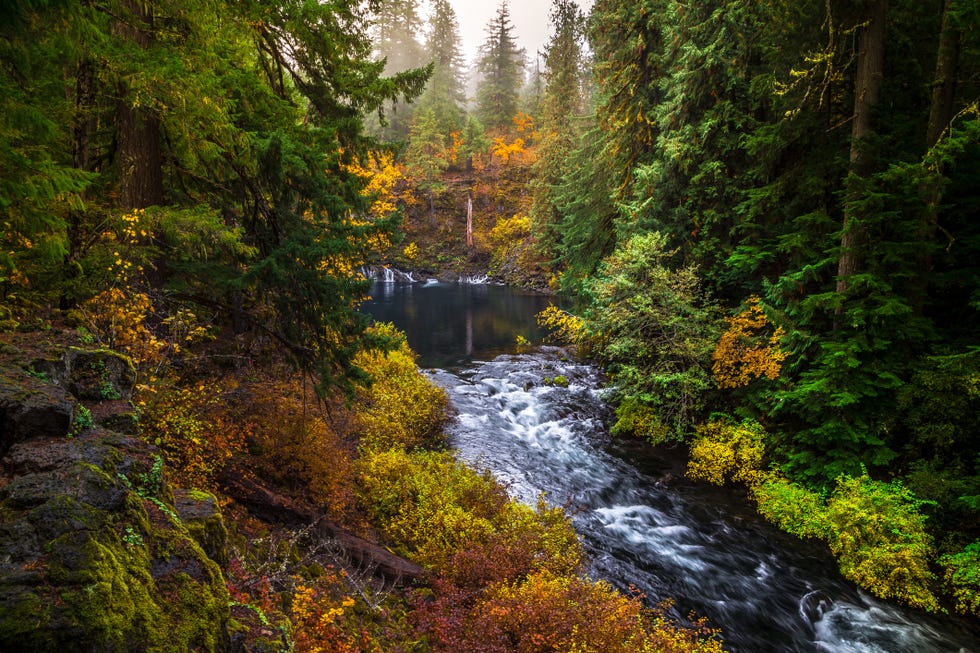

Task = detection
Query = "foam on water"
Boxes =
[430,350,980,653]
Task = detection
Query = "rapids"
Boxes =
[429,350,980,653]
[361,281,980,652]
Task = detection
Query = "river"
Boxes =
[360,280,980,653]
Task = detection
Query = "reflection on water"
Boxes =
[361,281,980,653]
[359,281,560,368]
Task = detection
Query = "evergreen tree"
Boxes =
[415,0,466,140]
[368,0,428,141]
[371,0,426,73]
[530,0,587,265]
[522,51,546,120]
[405,107,450,220]
[475,2,525,132]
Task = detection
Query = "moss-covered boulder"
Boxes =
[64,348,137,402]
[0,430,230,651]
[174,489,229,568]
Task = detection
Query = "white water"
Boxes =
[429,349,980,653]
[358,265,500,285]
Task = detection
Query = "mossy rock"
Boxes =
[174,489,229,568]
[0,367,74,456]
[0,432,230,651]
[65,348,136,402]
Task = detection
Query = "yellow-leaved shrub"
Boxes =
[536,304,586,346]
[686,419,765,486]
[751,471,941,612]
[351,323,449,451]
[823,475,939,612]
[355,448,580,578]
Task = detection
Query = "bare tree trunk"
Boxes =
[466,194,474,248]
[115,0,163,210]
[836,0,888,301]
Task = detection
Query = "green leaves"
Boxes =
[754,472,940,612]
[586,232,721,439]
[940,541,980,616]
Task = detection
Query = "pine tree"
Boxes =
[371,0,426,74]
[415,0,466,139]
[405,107,450,221]
[368,0,428,141]
[530,0,587,263]
[475,2,525,133]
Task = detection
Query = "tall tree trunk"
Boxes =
[466,194,473,248]
[926,0,960,151]
[912,0,961,311]
[115,0,163,210]
[836,0,888,300]
[61,57,97,310]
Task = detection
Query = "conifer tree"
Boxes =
[416,0,467,139]
[475,2,525,133]
[368,0,428,140]
[530,0,587,262]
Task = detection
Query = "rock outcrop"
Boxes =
[0,342,230,652]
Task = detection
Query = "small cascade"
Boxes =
[457,273,492,284]
[360,265,417,283]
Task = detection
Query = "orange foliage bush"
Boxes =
[137,377,246,489]
[712,296,787,388]
[491,136,529,165]
[290,576,367,653]
[413,572,723,653]
[235,379,358,519]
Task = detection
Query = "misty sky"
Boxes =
[440,0,595,69]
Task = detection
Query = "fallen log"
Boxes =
[219,463,426,584]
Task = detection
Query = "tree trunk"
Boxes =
[926,0,960,151]
[115,0,163,210]
[836,0,888,300]
[466,194,474,248]
[218,463,426,583]
[62,57,97,309]
[911,0,961,311]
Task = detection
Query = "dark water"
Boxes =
[360,280,559,368]
[360,282,980,653]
